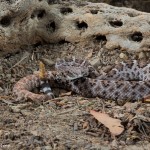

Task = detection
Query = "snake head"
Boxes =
[55,58,90,80]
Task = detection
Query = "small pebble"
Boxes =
[41,58,55,66]
[73,123,78,131]
[89,57,100,67]
[119,53,128,60]
[138,52,146,59]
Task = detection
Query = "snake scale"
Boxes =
[13,58,150,102]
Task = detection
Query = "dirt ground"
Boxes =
[0,42,150,150]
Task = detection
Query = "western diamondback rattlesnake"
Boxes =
[13,58,150,102]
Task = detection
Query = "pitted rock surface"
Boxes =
[0,0,150,56]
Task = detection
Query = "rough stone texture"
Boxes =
[0,0,150,56]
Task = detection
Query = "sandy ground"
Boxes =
[0,42,150,150]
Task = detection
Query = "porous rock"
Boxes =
[0,0,150,56]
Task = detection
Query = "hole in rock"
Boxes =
[95,35,107,42]
[127,13,138,17]
[46,21,56,32]
[47,0,59,4]
[37,10,46,19]
[60,7,73,14]
[0,15,12,27]
[130,32,143,42]
[109,20,123,27]
[99,10,104,13]
[31,9,46,19]
[59,40,70,44]
[90,10,98,14]
[76,21,88,30]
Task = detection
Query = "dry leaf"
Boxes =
[56,101,65,106]
[83,121,89,129]
[144,98,150,103]
[60,91,72,97]
[90,110,124,136]
[123,102,138,110]
[144,95,150,103]
[79,100,89,105]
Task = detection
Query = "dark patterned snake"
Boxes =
[13,58,150,102]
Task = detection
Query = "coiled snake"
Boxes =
[13,58,150,102]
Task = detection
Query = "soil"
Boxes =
[0,42,150,150]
